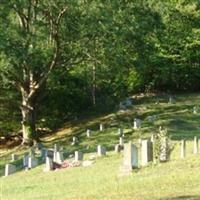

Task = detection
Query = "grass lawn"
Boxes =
[0,93,200,200]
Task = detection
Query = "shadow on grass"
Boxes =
[159,195,200,200]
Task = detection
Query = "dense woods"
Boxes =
[0,0,199,144]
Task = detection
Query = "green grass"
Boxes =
[0,92,200,200]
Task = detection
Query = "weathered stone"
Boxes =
[44,157,53,172]
[193,136,198,154]
[122,142,138,173]
[74,151,83,161]
[180,140,186,158]
[119,137,124,146]
[5,164,16,176]
[159,137,169,162]
[23,153,29,167]
[97,145,106,156]
[133,118,141,129]
[141,139,153,166]
[28,157,38,169]
[55,151,64,164]
[11,154,18,162]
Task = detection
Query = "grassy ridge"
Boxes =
[0,93,200,200]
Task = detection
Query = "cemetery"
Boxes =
[0,93,200,200]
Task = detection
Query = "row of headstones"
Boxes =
[122,136,200,174]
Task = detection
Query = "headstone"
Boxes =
[54,144,59,152]
[23,153,29,167]
[180,140,186,158]
[11,154,18,162]
[44,157,53,172]
[74,151,83,161]
[55,151,64,164]
[100,124,104,132]
[28,157,38,169]
[193,136,198,154]
[5,164,16,176]
[168,96,175,104]
[119,137,124,147]
[133,118,141,129]
[115,144,121,153]
[45,149,54,159]
[118,128,124,137]
[41,148,47,160]
[86,129,91,138]
[141,139,153,166]
[159,137,169,162]
[193,106,198,114]
[71,136,78,145]
[122,142,138,173]
[97,145,106,156]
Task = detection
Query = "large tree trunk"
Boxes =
[21,90,36,146]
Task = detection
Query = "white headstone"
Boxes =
[86,129,91,137]
[100,124,104,132]
[97,145,106,156]
[141,139,153,166]
[5,164,16,176]
[119,137,124,146]
[55,151,64,164]
[75,151,83,161]
[44,157,53,172]
[133,118,141,129]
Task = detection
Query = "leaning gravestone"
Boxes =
[141,139,153,166]
[75,151,83,161]
[44,157,53,172]
[121,142,138,174]
[5,164,16,176]
[28,157,38,169]
[133,118,141,129]
[193,136,198,154]
[180,139,186,158]
[97,145,106,156]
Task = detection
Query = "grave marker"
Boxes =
[141,139,153,166]
[180,139,186,158]
[5,164,16,176]
[193,136,198,154]
[97,145,106,156]
[75,151,83,161]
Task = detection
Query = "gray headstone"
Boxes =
[75,151,83,161]
[28,157,38,169]
[180,140,186,158]
[5,164,16,176]
[11,154,18,162]
[122,142,138,172]
[97,145,106,156]
[193,136,198,154]
[141,139,153,166]
[159,137,169,162]
[44,157,53,172]
[41,148,47,160]
[23,153,29,167]
[133,118,141,129]
[45,149,54,158]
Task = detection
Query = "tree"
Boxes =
[0,0,87,145]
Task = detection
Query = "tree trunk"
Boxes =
[21,91,36,146]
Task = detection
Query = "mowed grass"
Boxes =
[0,93,200,200]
